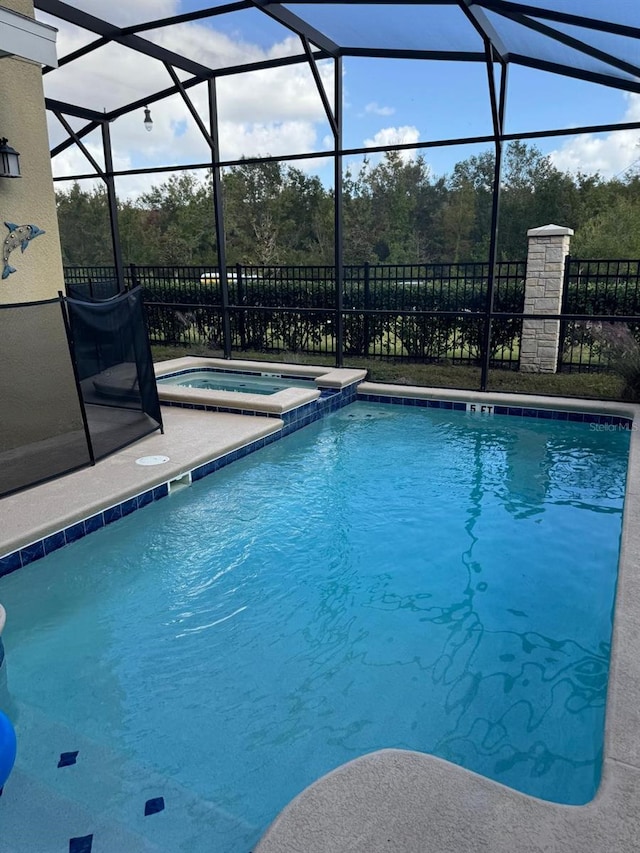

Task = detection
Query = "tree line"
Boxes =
[56,141,640,268]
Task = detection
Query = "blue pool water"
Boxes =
[0,404,629,850]
[157,369,314,395]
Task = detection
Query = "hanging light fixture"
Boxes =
[0,138,21,178]
[143,106,153,133]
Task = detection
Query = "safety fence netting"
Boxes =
[0,287,162,498]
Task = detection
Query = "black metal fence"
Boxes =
[64,262,526,367]
[63,258,640,374]
[559,257,640,372]
[63,266,121,301]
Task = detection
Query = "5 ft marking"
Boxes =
[466,403,494,414]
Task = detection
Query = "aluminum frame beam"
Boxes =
[250,1,340,55]
[35,0,215,79]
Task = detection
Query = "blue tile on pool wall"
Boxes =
[121,497,138,517]
[138,490,154,509]
[65,521,86,544]
[84,513,104,534]
[20,540,45,566]
[104,504,122,525]
[0,551,22,577]
[44,530,66,555]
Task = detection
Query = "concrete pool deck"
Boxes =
[1,383,639,852]
[0,406,283,558]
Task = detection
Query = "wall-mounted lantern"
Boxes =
[143,106,153,133]
[0,138,21,178]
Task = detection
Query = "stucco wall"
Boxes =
[0,0,64,304]
[0,1,78,450]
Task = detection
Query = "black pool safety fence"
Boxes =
[63,259,640,377]
[0,287,162,498]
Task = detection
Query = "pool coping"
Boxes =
[255,391,640,853]
[154,356,367,415]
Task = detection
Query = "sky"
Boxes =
[36,0,640,200]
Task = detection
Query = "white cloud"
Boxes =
[364,102,395,117]
[41,0,179,29]
[39,1,336,197]
[363,126,421,162]
[548,93,640,179]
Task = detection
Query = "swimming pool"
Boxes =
[157,369,316,395]
[0,403,629,851]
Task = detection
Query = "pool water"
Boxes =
[0,404,629,851]
[157,369,315,395]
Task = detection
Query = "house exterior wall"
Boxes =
[0,0,63,304]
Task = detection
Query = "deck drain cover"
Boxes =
[136,455,170,466]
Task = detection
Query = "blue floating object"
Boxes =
[0,710,16,789]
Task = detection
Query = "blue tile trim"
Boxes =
[358,392,633,428]
[20,540,45,564]
[0,551,22,576]
[43,531,66,555]
[65,521,86,545]
[0,384,360,578]
[0,481,172,579]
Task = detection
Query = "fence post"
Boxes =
[236,263,246,350]
[520,224,573,373]
[363,261,370,357]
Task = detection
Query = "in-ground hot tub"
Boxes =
[154,357,367,416]
[158,369,317,396]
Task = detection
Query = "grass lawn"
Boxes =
[150,345,625,402]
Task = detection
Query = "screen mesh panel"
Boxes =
[0,289,162,497]
[0,299,91,497]
[65,287,162,461]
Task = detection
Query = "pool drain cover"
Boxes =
[136,455,170,466]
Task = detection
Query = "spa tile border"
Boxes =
[159,384,357,427]
[0,384,359,579]
[358,392,633,427]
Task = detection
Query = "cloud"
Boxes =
[363,126,421,162]
[548,93,640,179]
[364,102,395,117]
[38,1,336,197]
[42,0,179,28]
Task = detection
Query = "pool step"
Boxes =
[1,700,260,852]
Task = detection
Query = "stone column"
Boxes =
[519,224,573,373]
